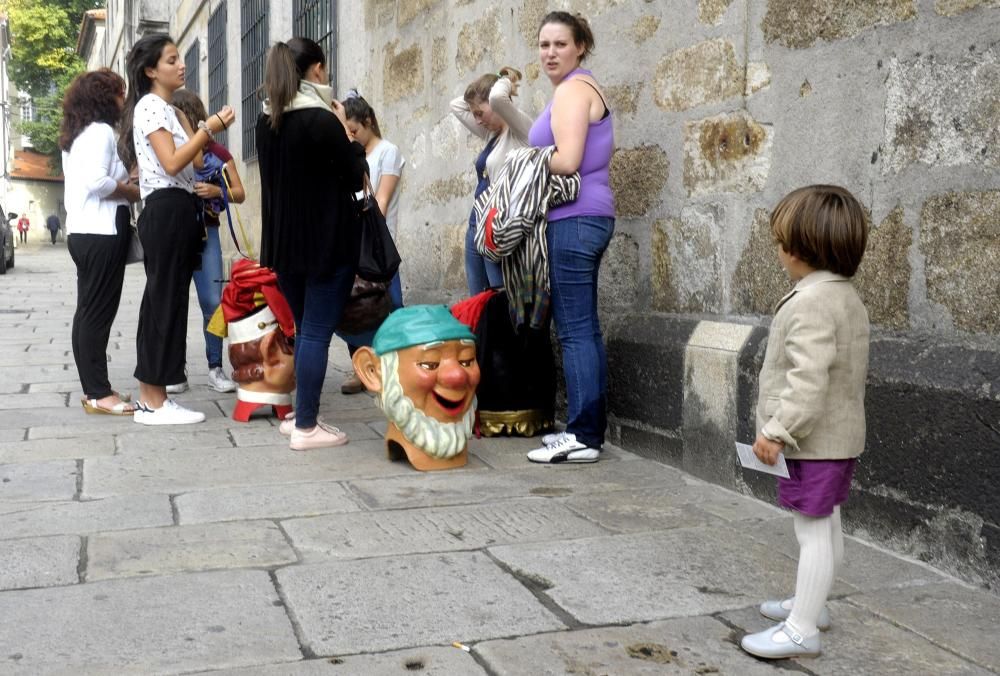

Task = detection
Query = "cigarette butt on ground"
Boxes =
[452,641,471,652]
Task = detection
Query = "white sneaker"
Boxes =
[207,366,237,393]
[165,381,189,394]
[527,432,600,464]
[133,399,206,425]
[540,430,563,446]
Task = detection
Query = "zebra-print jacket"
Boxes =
[473,146,580,329]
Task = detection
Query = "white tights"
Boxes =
[786,506,843,637]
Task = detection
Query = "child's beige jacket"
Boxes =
[756,270,870,460]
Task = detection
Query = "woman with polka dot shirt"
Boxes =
[118,34,235,426]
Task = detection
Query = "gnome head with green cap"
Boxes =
[352,305,480,471]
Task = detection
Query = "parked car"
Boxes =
[0,207,14,274]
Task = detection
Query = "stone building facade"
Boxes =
[100,0,1000,591]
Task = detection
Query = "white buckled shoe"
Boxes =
[759,598,831,631]
[740,622,821,659]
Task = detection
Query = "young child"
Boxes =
[740,185,870,660]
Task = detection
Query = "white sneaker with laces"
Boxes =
[208,366,237,393]
[527,432,600,464]
[133,399,206,426]
[165,381,189,394]
[540,430,564,446]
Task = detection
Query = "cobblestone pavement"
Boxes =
[0,245,997,675]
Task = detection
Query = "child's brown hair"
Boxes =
[770,184,868,277]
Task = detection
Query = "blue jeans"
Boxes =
[465,223,503,295]
[277,267,354,429]
[192,226,224,369]
[547,216,615,449]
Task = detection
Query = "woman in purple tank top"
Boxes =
[525,12,616,465]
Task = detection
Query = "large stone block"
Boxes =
[653,39,744,112]
[700,0,736,25]
[631,15,660,42]
[919,191,1000,334]
[762,0,916,49]
[398,0,439,25]
[683,111,772,196]
[456,10,502,76]
[517,0,547,46]
[0,535,79,590]
[364,0,395,30]
[608,145,668,218]
[383,41,423,104]
[884,48,1000,174]
[431,36,447,87]
[854,206,911,329]
[602,82,643,116]
[731,208,790,315]
[598,232,639,308]
[651,206,724,313]
[935,0,1000,16]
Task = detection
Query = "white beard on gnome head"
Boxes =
[377,349,476,460]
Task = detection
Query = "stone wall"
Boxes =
[332,1,1000,591]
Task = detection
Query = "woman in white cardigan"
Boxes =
[60,69,141,415]
[451,67,533,295]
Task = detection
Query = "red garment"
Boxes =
[17,217,29,232]
[221,259,295,338]
[450,289,497,333]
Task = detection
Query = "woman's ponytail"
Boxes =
[263,42,300,130]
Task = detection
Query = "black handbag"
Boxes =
[356,175,401,283]
[338,276,393,335]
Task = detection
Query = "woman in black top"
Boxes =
[256,37,367,451]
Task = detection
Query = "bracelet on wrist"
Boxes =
[197,120,214,139]
[214,113,227,130]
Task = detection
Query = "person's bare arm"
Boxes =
[548,81,593,175]
[147,105,235,176]
[374,174,400,216]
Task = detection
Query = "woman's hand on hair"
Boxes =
[330,99,351,137]
[211,105,236,133]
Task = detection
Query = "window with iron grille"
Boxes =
[208,3,228,148]
[241,0,269,159]
[184,40,200,98]
[293,0,337,92]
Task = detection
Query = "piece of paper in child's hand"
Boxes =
[735,442,790,478]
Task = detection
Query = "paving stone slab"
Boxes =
[0,354,72,367]
[0,381,25,394]
[849,581,1000,671]
[476,616,781,675]
[489,527,800,625]
[190,647,486,675]
[348,459,689,510]
[283,499,608,561]
[0,460,78,502]
[0,427,26,443]
[0,569,301,675]
[721,601,992,675]
[562,486,732,533]
[0,436,116,464]
[0,405,92,430]
[177,481,364,525]
[276,551,565,655]
[87,521,297,580]
[28,380,91,393]
[83,441,425,498]
[736,516,948,593]
[0,495,173,539]
[0,535,80,590]
[0,366,71,383]
[28,419,144,440]
[114,428,236,453]
[228,421,380,447]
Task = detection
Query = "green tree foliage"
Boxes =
[3,0,101,171]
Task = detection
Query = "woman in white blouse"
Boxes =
[118,34,235,425]
[60,69,141,415]
[450,67,533,295]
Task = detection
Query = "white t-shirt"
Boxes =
[132,93,195,199]
[62,122,129,236]
[361,139,405,239]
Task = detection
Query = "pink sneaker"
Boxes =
[279,412,296,436]
[289,421,349,451]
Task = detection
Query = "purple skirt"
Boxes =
[778,458,857,517]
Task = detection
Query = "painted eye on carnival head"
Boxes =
[459,358,475,368]
[418,361,439,371]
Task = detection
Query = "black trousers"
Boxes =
[134,189,204,386]
[68,207,130,399]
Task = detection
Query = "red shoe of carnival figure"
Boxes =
[222,260,296,422]
[351,305,480,471]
